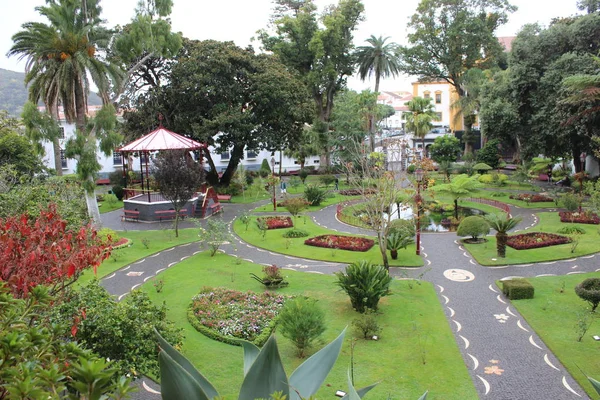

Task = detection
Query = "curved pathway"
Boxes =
[101,198,596,400]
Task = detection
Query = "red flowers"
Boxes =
[506,232,571,250]
[305,235,375,252]
[257,216,293,229]
[559,212,600,224]
[509,194,553,202]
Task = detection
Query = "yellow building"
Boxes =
[411,81,468,132]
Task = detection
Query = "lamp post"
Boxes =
[415,168,424,256]
[579,152,586,212]
[271,157,277,211]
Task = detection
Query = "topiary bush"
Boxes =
[334,260,392,313]
[502,279,534,300]
[457,216,490,242]
[283,228,309,238]
[259,159,271,178]
[304,185,327,206]
[575,278,600,312]
[473,162,492,174]
[278,296,326,358]
[111,184,124,201]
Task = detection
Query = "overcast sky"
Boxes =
[0,0,582,92]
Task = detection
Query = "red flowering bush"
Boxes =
[305,235,375,252]
[509,194,553,202]
[506,232,571,250]
[339,188,377,196]
[559,211,600,224]
[257,216,293,229]
[190,287,289,342]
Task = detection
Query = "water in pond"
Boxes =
[385,204,485,232]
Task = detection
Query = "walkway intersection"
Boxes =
[100,197,596,400]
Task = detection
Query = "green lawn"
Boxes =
[252,192,361,213]
[507,273,600,398]
[473,190,556,209]
[78,228,201,284]
[465,212,600,266]
[98,200,124,213]
[233,215,423,267]
[139,251,477,399]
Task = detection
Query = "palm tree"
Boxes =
[434,174,483,220]
[9,0,123,225]
[485,213,522,258]
[355,35,401,152]
[403,96,437,157]
[284,128,320,170]
[451,68,487,156]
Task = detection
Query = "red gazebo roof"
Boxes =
[117,127,206,152]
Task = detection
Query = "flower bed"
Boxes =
[506,232,571,250]
[189,287,290,346]
[257,216,293,229]
[111,237,132,250]
[559,211,600,224]
[509,193,553,203]
[304,234,375,252]
[339,188,377,196]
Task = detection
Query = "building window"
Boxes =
[275,161,280,165]
[246,150,257,159]
[435,92,442,104]
[314,160,320,164]
[423,91,431,99]
[435,112,442,121]
[220,152,230,161]
[60,149,67,169]
[294,160,300,165]
[58,126,65,139]
[113,152,122,165]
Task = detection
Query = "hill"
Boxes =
[0,68,103,117]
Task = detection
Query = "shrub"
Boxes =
[278,297,326,358]
[457,216,490,241]
[319,174,336,187]
[502,279,534,300]
[199,219,232,256]
[283,228,309,238]
[217,182,243,196]
[112,184,124,201]
[575,278,600,312]
[475,138,501,169]
[288,176,301,188]
[473,162,492,174]
[478,174,494,184]
[259,159,272,178]
[97,227,120,245]
[352,308,382,339]
[245,170,255,186]
[108,170,125,186]
[557,226,587,235]
[304,185,327,206]
[299,168,309,183]
[407,164,416,173]
[305,234,375,252]
[387,218,416,237]
[334,260,392,313]
[104,193,119,206]
[386,232,414,260]
[282,197,309,217]
[561,193,580,212]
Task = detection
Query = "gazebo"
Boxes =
[116,126,220,222]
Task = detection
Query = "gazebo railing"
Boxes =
[124,188,164,202]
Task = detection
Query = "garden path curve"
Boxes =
[100,200,596,400]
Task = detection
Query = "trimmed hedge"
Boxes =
[502,279,534,300]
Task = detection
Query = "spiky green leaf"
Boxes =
[238,339,260,376]
[588,376,600,394]
[417,391,428,400]
[158,351,210,400]
[238,335,289,400]
[341,382,378,399]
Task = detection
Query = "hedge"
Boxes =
[502,279,534,300]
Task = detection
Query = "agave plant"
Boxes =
[155,328,389,400]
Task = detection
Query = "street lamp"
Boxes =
[270,157,277,211]
[578,152,587,212]
[415,168,424,256]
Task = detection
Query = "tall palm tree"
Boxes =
[9,0,123,225]
[355,35,401,152]
[403,96,437,157]
[485,213,522,258]
[451,68,487,156]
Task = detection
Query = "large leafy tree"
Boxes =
[400,0,515,153]
[258,0,365,166]
[403,96,437,156]
[355,35,401,151]
[0,111,43,176]
[433,174,483,219]
[125,39,312,185]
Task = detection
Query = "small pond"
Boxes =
[385,204,485,232]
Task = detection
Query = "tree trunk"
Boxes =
[422,137,426,158]
[391,249,398,260]
[85,177,102,227]
[52,136,63,176]
[463,120,473,156]
[378,232,389,270]
[219,143,245,185]
[454,199,459,220]
[497,232,507,258]
[203,148,219,185]
[174,212,180,238]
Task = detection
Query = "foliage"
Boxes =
[278,297,326,358]
[485,213,522,258]
[478,173,508,185]
[561,193,581,213]
[156,327,378,400]
[50,279,183,379]
[319,174,336,187]
[260,158,272,178]
[457,216,490,241]
[283,228,310,238]
[506,232,571,250]
[386,232,415,260]
[557,225,587,235]
[575,278,600,312]
[250,265,289,289]
[387,218,416,237]
[475,139,502,169]
[433,174,483,219]
[559,211,600,224]
[305,235,375,252]
[190,287,288,344]
[0,284,133,399]
[472,163,492,173]
[403,97,437,151]
[0,127,44,176]
[199,218,232,256]
[502,279,535,300]
[352,308,382,340]
[257,216,294,229]
[0,204,110,298]
[104,193,119,207]
[282,197,309,217]
[429,134,462,163]
[299,168,309,183]
[334,260,393,313]
[112,184,124,201]
[304,184,328,206]
[510,193,553,203]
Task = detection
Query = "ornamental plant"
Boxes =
[456,216,490,242]
[304,184,327,206]
[278,297,326,358]
[250,264,289,288]
[257,216,294,229]
[386,232,414,260]
[335,260,393,313]
[575,278,600,312]
[305,234,375,252]
[282,197,309,217]
[0,204,110,297]
[485,213,521,258]
[506,232,571,250]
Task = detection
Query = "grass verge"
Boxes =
[233,215,423,267]
[507,273,600,398]
[98,200,124,213]
[465,212,600,265]
[140,251,476,399]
